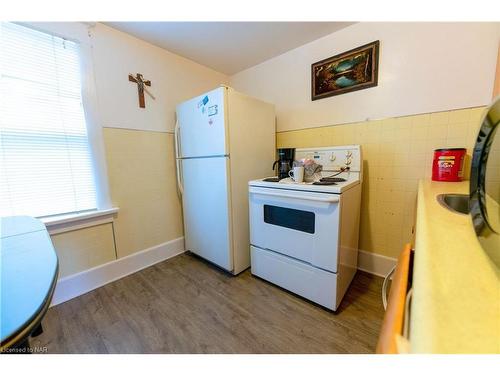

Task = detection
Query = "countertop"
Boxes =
[0,216,58,350]
[410,180,499,353]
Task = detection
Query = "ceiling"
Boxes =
[104,22,354,75]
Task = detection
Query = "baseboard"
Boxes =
[52,239,393,305]
[357,249,397,278]
[51,237,185,306]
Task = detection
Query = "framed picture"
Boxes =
[311,40,379,101]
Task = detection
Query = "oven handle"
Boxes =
[250,189,340,203]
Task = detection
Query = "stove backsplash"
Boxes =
[276,106,486,259]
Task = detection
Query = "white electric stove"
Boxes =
[248,145,363,311]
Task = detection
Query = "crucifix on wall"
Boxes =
[128,73,155,108]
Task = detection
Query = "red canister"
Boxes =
[432,148,466,182]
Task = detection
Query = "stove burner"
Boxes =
[312,181,337,186]
[320,177,346,183]
[261,176,346,186]
[263,177,280,182]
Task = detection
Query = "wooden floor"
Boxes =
[33,253,385,353]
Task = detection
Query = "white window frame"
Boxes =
[14,22,118,233]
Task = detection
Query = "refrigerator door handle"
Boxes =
[176,159,184,195]
[174,119,181,158]
[174,120,184,195]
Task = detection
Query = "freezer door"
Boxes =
[176,87,228,158]
[181,156,233,271]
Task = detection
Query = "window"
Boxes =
[0,22,99,218]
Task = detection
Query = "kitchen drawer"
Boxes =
[250,245,339,310]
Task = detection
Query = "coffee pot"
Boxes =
[273,148,295,180]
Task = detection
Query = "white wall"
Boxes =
[231,22,500,132]
[24,22,230,133]
[91,23,229,133]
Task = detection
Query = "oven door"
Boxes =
[249,186,341,273]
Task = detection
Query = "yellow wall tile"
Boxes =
[429,111,450,126]
[428,123,448,139]
[411,113,431,126]
[410,123,429,141]
[448,108,471,123]
[277,106,486,258]
[469,107,487,123]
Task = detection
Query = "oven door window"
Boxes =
[263,205,315,234]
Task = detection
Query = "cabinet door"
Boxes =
[376,244,412,354]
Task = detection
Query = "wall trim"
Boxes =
[357,249,397,278]
[51,237,185,306]
[103,125,174,134]
[43,207,119,235]
[51,238,394,305]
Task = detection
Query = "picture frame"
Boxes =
[311,40,380,101]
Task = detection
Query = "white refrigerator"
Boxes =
[175,86,275,274]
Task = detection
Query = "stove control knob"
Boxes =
[344,150,353,166]
[329,153,336,162]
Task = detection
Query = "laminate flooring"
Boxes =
[33,253,385,353]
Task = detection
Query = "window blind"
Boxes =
[0,22,97,218]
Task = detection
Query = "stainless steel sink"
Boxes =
[436,194,470,215]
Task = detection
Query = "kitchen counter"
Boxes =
[410,180,499,353]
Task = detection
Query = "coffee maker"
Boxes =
[273,148,295,180]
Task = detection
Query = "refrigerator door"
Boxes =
[180,156,233,271]
[176,87,228,158]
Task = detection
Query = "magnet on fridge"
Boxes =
[202,96,209,106]
[208,105,218,116]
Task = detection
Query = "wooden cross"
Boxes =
[128,73,154,108]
